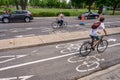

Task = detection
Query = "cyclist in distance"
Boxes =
[90,17,108,49]
[57,12,64,26]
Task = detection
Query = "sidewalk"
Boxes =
[78,64,120,80]
[0,27,120,50]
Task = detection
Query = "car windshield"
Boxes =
[84,13,89,15]
[91,12,97,14]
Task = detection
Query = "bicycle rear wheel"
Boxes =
[51,22,58,29]
[79,42,91,57]
[97,40,108,53]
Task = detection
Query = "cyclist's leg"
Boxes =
[93,36,100,47]
[90,35,94,46]
[60,20,63,26]
[57,20,60,24]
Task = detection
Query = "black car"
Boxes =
[0,10,33,23]
[78,12,99,20]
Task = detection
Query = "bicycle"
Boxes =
[79,35,108,57]
[51,20,67,29]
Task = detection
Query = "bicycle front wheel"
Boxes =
[97,40,108,53]
[51,22,58,29]
[62,21,67,28]
[79,42,91,57]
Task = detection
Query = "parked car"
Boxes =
[78,12,99,20]
[0,10,33,23]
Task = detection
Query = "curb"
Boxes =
[78,64,120,80]
[0,27,120,51]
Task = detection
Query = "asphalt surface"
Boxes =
[0,16,120,39]
[0,34,119,80]
[0,16,120,80]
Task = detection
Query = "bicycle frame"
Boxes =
[91,35,104,48]
[79,35,108,56]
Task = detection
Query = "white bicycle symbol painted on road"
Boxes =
[56,43,82,54]
[68,54,105,72]
[68,54,104,72]
[56,43,105,72]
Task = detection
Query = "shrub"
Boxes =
[62,12,70,16]
[39,12,56,17]
[0,11,4,15]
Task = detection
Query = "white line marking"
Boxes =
[0,43,120,72]
[107,39,117,42]
[0,75,33,80]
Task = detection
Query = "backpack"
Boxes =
[91,22,101,29]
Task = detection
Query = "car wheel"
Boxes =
[95,16,98,19]
[2,18,9,23]
[24,17,30,22]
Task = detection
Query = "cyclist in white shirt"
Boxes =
[90,17,107,49]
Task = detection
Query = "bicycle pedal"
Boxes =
[91,47,95,51]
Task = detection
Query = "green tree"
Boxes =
[107,0,120,15]
[95,0,107,14]
[14,0,19,10]
[84,0,96,12]
[70,0,84,8]
[20,0,28,10]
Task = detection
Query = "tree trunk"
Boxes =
[113,4,117,15]
[88,5,91,12]
[14,0,19,10]
[98,5,103,14]
[20,0,27,10]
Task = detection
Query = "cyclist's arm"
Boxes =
[103,29,107,36]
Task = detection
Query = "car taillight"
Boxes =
[29,14,32,16]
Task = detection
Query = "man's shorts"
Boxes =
[90,35,99,40]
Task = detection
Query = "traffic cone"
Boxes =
[81,15,85,22]
[80,15,85,25]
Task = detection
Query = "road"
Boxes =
[0,34,119,80]
[0,16,120,39]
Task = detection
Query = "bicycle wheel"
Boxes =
[79,42,91,57]
[51,22,58,29]
[97,40,108,53]
[62,21,67,28]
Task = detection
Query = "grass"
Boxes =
[0,7,120,16]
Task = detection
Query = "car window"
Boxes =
[22,11,27,13]
[16,11,23,14]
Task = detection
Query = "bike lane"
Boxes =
[0,34,119,80]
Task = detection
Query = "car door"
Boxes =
[9,11,17,20]
[11,11,24,20]
[88,12,93,19]
[15,11,25,20]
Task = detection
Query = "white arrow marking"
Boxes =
[0,75,33,80]
[0,55,26,64]
[107,39,117,42]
